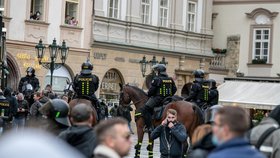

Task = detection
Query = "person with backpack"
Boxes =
[248,105,280,158]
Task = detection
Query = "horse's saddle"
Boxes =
[153,96,184,120]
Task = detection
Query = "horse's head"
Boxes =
[119,83,132,106]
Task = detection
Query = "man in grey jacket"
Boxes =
[249,105,280,158]
[151,109,187,158]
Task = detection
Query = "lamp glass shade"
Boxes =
[139,56,148,77]
[35,39,46,63]
[49,38,59,61]
[60,40,69,64]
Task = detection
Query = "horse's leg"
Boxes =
[135,119,145,158]
[182,136,191,158]
[147,133,154,158]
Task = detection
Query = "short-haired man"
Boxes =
[151,109,187,158]
[207,106,265,158]
[59,103,96,158]
[94,117,132,158]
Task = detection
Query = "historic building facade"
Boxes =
[212,0,280,111]
[2,0,93,93]
[93,0,214,102]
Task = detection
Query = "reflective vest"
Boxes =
[77,76,95,96]
[157,77,174,97]
[0,99,10,117]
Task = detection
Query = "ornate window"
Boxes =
[187,1,197,32]
[246,8,278,64]
[109,0,119,19]
[141,0,151,24]
[30,0,44,21]
[65,0,79,26]
[159,0,168,27]
[252,28,270,63]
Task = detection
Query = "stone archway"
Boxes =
[6,52,21,91]
[181,82,192,98]
[99,68,124,104]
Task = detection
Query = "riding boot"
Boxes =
[142,111,153,133]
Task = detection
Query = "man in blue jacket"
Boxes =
[208,106,265,158]
[151,109,187,158]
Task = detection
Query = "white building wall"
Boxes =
[48,0,62,43]
[9,0,27,41]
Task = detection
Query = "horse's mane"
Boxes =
[126,84,148,97]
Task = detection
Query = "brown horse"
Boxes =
[68,98,98,126]
[119,83,204,158]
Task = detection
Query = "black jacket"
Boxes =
[18,75,40,93]
[59,125,97,158]
[151,122,187,157]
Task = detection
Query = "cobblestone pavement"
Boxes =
[125,133,161,158]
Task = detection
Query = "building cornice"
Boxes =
[92,40,214,60]
[7,40,90,53]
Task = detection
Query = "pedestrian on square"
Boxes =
[207,106,265,158]
[93,117,132,158]
[117,105,134,134]
[248,105,280,158]
[59,103,97,158]
[151,108,187,158]
[29,92,49,124]
[12,93,29,130]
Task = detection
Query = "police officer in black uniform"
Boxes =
[208,79,219,106]
[18,67,40,104]
[185,69,209,109]
[72,60,100,114]
[142,64,177,132]
[0,90,10,134]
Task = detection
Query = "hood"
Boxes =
[60,126,93,145]
[39,96,49,104]
[269,105,280,124]
[3,88,12,97]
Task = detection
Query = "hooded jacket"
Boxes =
[59,125,97,158]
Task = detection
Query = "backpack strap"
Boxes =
[255,125,278,150]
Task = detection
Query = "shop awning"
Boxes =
[218,80,280,110]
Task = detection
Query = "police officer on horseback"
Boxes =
[185,69,209,109]
[72,60,100,115]
[142,64,177,132]
[18,67,40,100]
[208,79,219,106]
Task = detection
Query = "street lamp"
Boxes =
[35,38,69,87]
[139,56,168,77]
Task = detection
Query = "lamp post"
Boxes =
[35,38,69,87]
[139,56,168,77]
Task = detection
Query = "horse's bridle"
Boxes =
[121,86,146,106]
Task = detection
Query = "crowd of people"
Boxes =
[0,61,278,158]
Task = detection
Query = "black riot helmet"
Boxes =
[208,79,217,88]
[39,99,71,127]
[26,67,35,75]
[193,69,205,78]
[81,60,93,75]
[152,64,167,76]
[204,105,223,124]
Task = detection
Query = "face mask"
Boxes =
[211,134,221,146]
